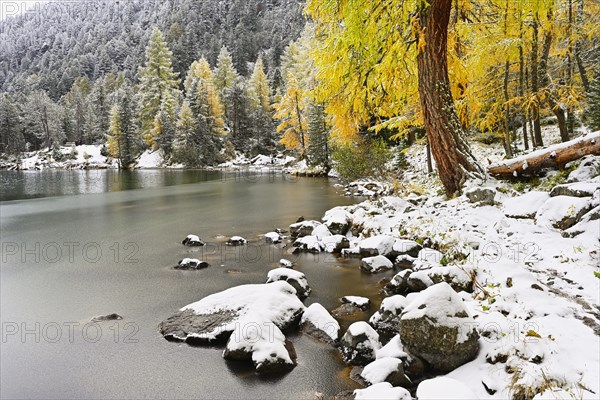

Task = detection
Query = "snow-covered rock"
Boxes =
[299,303,339,343]
[175,258,209,270]
[360,357,411,387]
[159,281,304,343]
[289,220,321,238]
[279,258,293,268]
[226,236,247,246]
[563,205,600,237]
[341,296,371,310]
[321,234,350,253]
[312,224,333,240]
[465,186,497,206]
[293,235,323,253]
[390,239,421,258]
[535,196,592,230]
[369,295,407,337]
[264,231,282,244]
[182,234,205,247]
[359,235,396,257]
[567,155,600,182]
[400,282,480,372]
[322,207,352,235]
[416,377,478,399]
[353,382,411,400]
[504,191,550,219]
[266,268,311,299]
[339,321,381,365]
[417,248,444,264]
[223,321,296,375]
[549,179,599,198]
[360,255,394,274]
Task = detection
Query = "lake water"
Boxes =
[0,169,395,399]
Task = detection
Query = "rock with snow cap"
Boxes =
[300,303,340,343]
[175,258,209,270]
[264,231,282,244]
[535,196,592,230]
[360,357,412,388]
[321,235,350,253]
[549,178,599,198]
[358,235,396,257]
[360,255,394,274]
[339,321,381,365]
[504,191,550,219]
[341,295,371,310]
[159,281,305,345]
[293,235,323,253]
[266,268,311,299]
[182,234,205,246]
[226,236,247,246]
[289,220,321,238]
[390,239,422,258]
[416,377,478,399]
[369,295,408,338]
[322,207,353,235]
[399,282,480,372]
[353,382,411,400]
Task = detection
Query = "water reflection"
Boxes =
[0,169,226,201]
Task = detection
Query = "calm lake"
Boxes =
[0,169,394,399]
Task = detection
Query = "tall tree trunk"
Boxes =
[426,135,433,174]
[531,16,543,147]
[416,0,483,196]
[567,0,575,135]
[519,18,529,150]
[575,0,590,93]
[502,0,512,157]
[540,29,569,142]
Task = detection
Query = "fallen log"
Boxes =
[488,131,600,177]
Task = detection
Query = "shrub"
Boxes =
[332,138,392,182]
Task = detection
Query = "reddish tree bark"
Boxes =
[416,0,483,196]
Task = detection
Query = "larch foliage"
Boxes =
[274,72,307,156]
[248,56,271,113]
[214,47,239,95]
[137,28,181,149]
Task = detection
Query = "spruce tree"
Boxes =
[107,88,138,168]
[248,56,274,154]
[306,102,330,171]
[214,47,239,95]
[0,94,25,154]
[589,73,600,131]
[137,28,181,149]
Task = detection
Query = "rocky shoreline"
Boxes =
[156,153,599,399]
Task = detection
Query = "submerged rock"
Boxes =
[182,234,205,246]
[91,313,123,322]
[400,282,480,372]
[339,321,381,365]
[331,303,364,318]
[175,258,209,270]
[266,268,311,299]
[300,303,340,344]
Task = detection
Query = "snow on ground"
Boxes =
[305,148,599,398]
[354,382,411,400]
[136,149,164,168]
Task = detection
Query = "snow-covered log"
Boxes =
[488,131,600,177]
